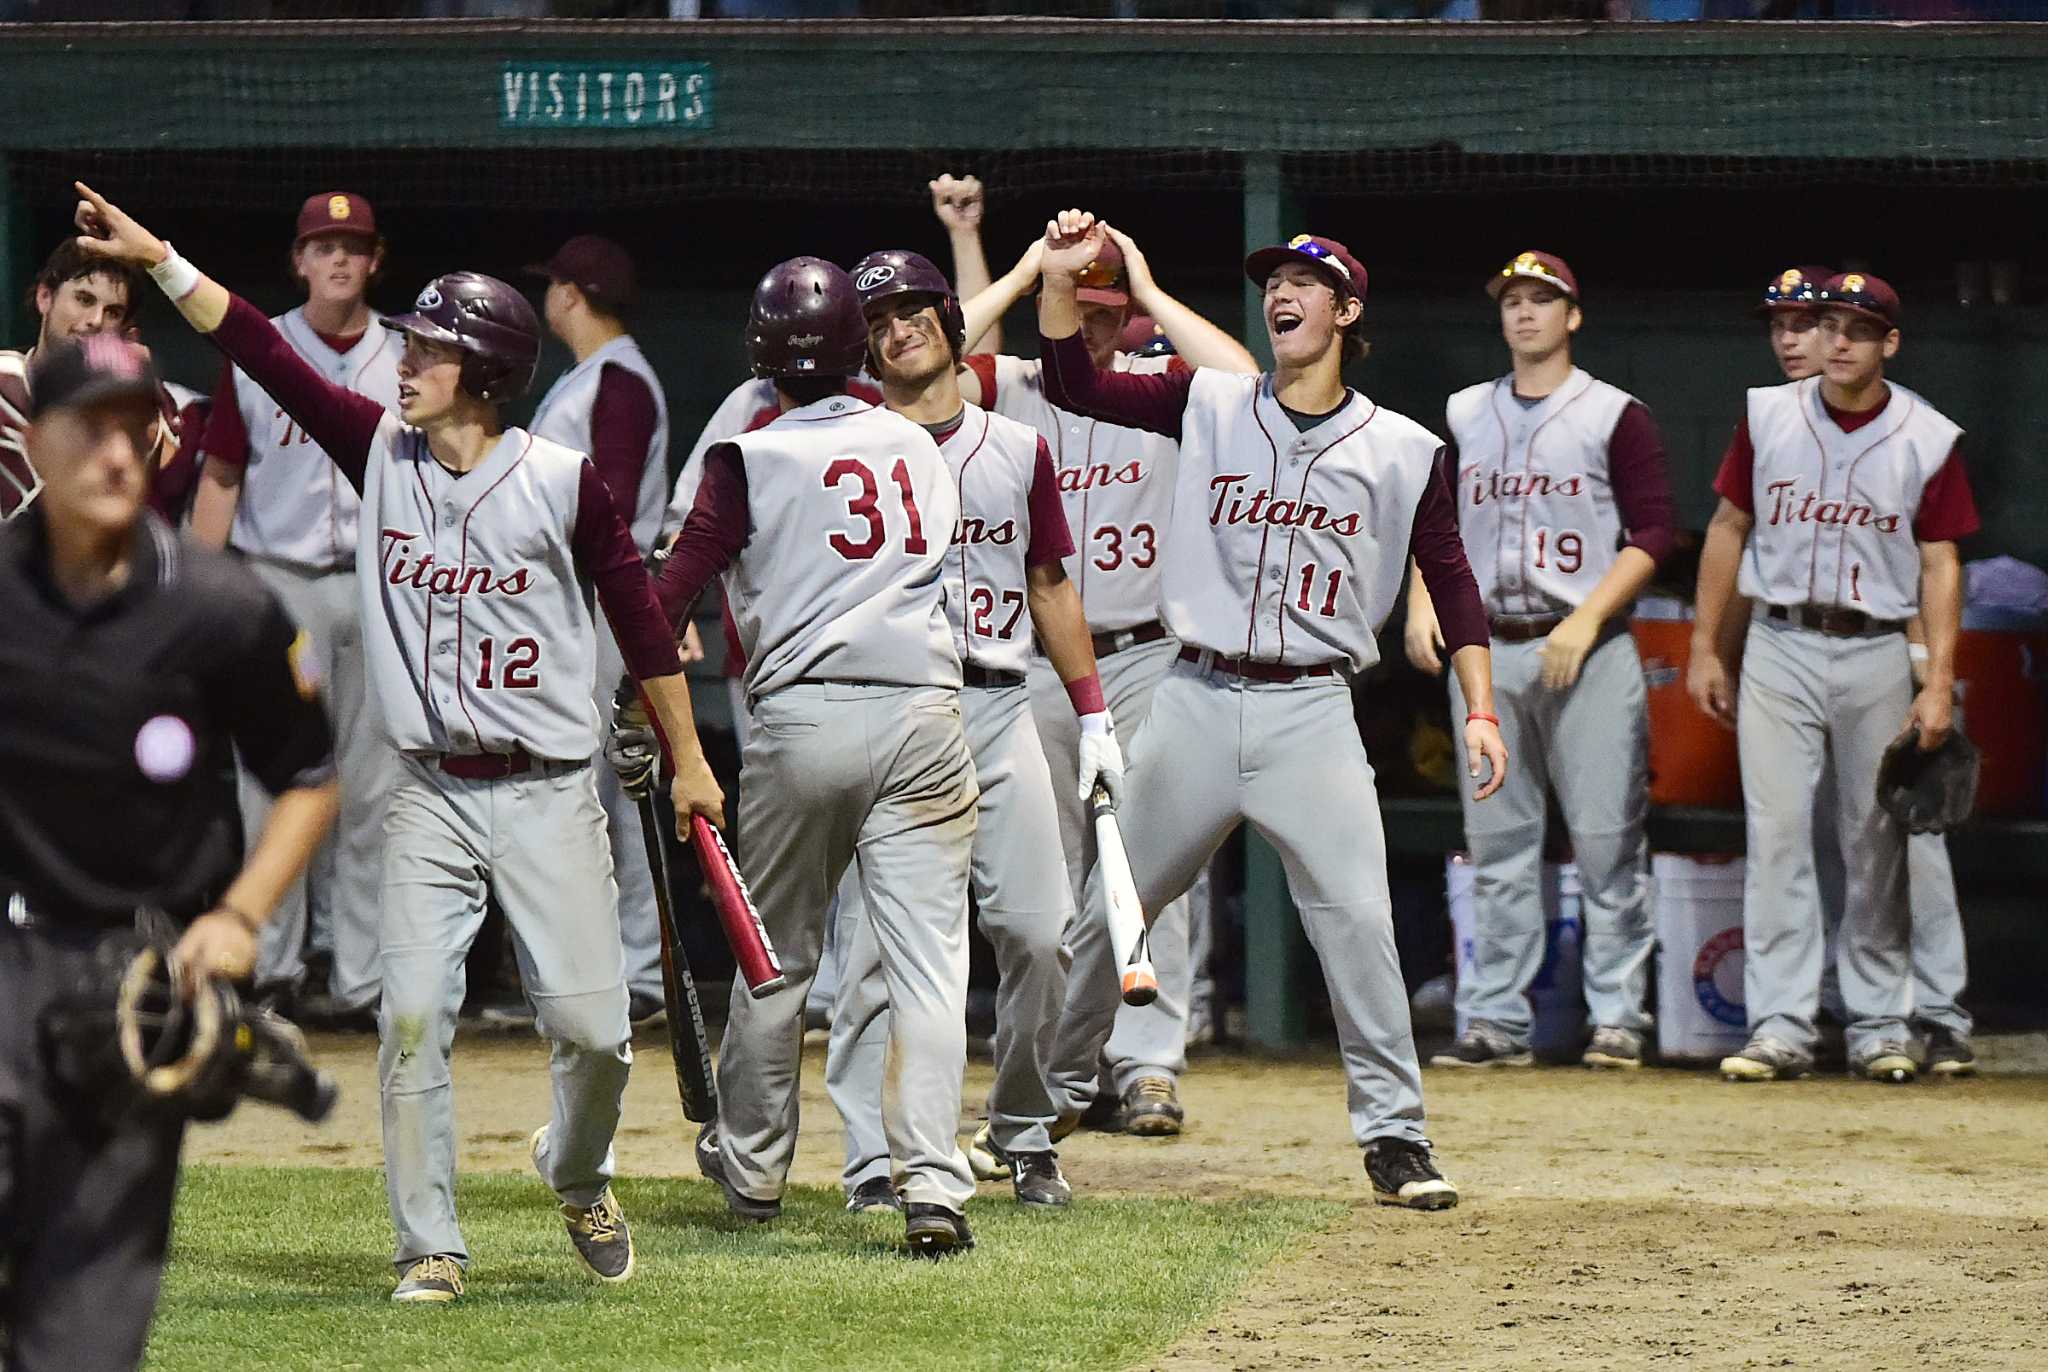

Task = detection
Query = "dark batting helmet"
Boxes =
[382,272,542,403]
[852,249,966,362]
[745,257,867,380]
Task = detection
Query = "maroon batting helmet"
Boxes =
[852,249,966,360]
[383,272,542,403]
[746,257,867,380]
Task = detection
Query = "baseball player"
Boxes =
[76,183,723,1299]
[187,192,401,1024]
[527,233,675,1024]
[1035,212,1506,1207]
[1690,265,1977,1077]
[0,333,337,1372]
[2,239,149,521]
[654,258,982,1255]
[822,249,1120,1212]
[1413,251,1675,1071]
[1688,269,1978,1084]
[946,197,1258,1135]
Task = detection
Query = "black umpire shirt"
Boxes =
[0,508,334,927]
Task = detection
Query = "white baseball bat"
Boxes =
[1091,783,1158,1007]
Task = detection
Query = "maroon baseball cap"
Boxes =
[1754,264,1832,317]
[1244,234,1367,302]
[526,234,638,311]
[1074,237,1129,309]
[1487,250,1579,302]
[1818,271,1901,329]
[295,192,377,245]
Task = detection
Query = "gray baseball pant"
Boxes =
[827,680,1073,1190]
[1736,616,1915,1061]
[1447,630,1654,1043]
[1029,634,1194,1093]
[242,559,388,1010]
[1050,659,1429,1146]
[378,754,632,1269]
[710,684,979,1212]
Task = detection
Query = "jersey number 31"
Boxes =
[824,457,928,561]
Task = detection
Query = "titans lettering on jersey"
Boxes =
[934,402,1073,678]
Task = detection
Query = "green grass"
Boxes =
[148,1165,1338,1372]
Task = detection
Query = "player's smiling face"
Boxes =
[396,334,466,424]
[1819,308,1898,390]
[27,394,154,538]
[35,273,131,349]
[1263,263,1355,368]
[1497,280,1578,360]
[293,234,378,310]
[864,297,952,386]
[1768,309,1824,380]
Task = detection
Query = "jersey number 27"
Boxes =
[825,457,928,561]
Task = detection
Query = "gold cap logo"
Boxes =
[328,195,351,221]
[1843,273,1866,292]
[1780,269,1804,289]
[1287,233,1312,249]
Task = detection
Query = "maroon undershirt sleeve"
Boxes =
[1607,400,1679,567]
[962,354,999,409]
[1410,448,1489,654]
[200,359,250,471]
[588,364,659,518]
[208,294,382,492]
[655,442,752,628]
[1024,437,1076,568]
[1914,443,1981,542]
[1038,331,1193,440]
[1711,417,1756,514]
[571,460,683,680]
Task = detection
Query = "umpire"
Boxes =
[0,334,337,1371]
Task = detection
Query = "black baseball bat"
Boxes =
[637,786,717,1123]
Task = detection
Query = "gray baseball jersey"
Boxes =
[530,334,671,553]
[935,401,1065,678]
[969,351,1180,632]
[1738,378,1962,620]
[720,397,962,699]
[220,308,402,569]
[1445,368,1635,615]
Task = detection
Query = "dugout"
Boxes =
[5,16,2045,1036]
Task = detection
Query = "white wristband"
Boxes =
[1908,643,1930,664]
[147,244,201,302]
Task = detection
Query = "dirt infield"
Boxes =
[189,1031,2048,1370]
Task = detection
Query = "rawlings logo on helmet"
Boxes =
[855,265,896,292]
[789,333,824,347]
[415,286,444,311]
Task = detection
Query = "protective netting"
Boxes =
[4,19,2048,211]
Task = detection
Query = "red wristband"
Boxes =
[1466,711,1499,726]
[1066,672,1106,717]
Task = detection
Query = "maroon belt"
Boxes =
[962,665,1025,689]
[437,748,533,780]
[1178,646,1336,684]
[1491,615,1565,644]
[1093,620,1171,658]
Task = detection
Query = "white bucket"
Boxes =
[1651,852,1748,1060]
[1446,856,1586,1057]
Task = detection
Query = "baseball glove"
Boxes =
[1874,723,1980,835]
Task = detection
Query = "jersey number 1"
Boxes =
[825,457,928,561]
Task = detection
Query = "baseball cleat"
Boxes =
[561,1187,636,1282]
[392,1254,465,1304]
[1430,1022,1533,1069]
[846,1177,903,1214]
[1121,1075,1184,1136]
[1720,1035,1813,1082]
[1855,1042,1918,1085]
[903,1202,975,1257]
[695,1123,781,1222]
[1922,1026,1977,1077]
[1581,1025,1646,1071]
[967,1121,1012,1181]
[1364,1139,1459,1211]
[1007,1150,1073,1208]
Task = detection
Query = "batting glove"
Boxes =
[606,684,659,799]
[1077,710,1125,808]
